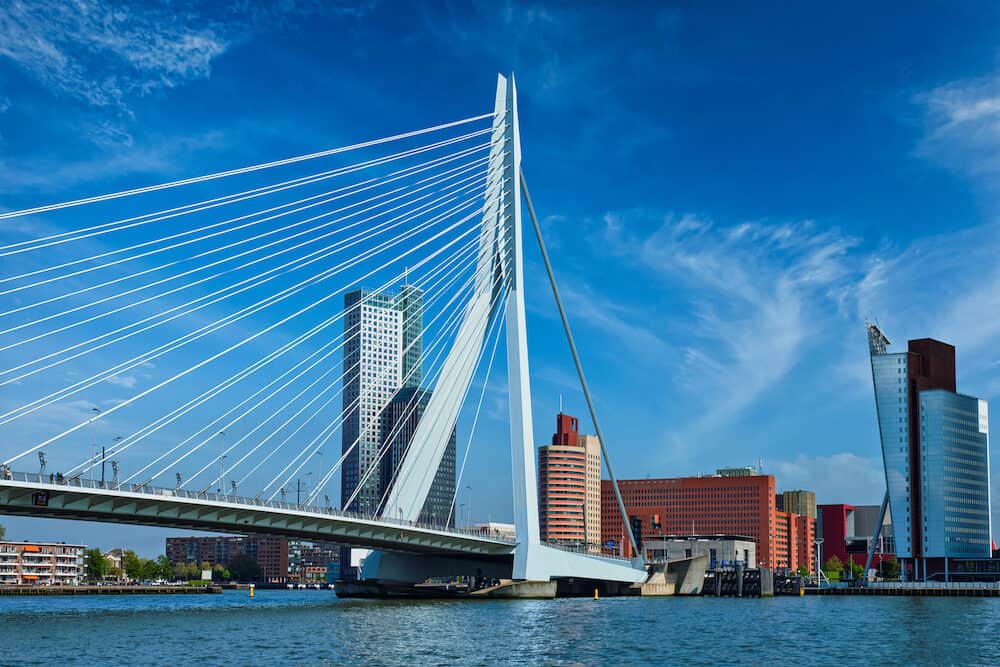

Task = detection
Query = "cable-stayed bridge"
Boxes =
[0,75,646,594]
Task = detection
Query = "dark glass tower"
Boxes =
[378,386,456,527]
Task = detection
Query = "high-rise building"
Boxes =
[781,490,816,519]
[538,413,602,550]
[868,325,992,580]
[341,286,423,516]
[378,386,456,526]
[601,473,816,572]
[578,433,602,553]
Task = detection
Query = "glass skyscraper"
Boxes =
[868,323,991,580]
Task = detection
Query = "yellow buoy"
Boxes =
[593,588,599,600]
[249,583,255,598]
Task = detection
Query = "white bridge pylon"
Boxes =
[375,74,643,584]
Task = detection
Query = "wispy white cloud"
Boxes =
[600,209,861,437]
[0,1,231,113]
[916,69,1000,181]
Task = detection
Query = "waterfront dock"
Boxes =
[805,583,1000,597]
[0,585,223,596]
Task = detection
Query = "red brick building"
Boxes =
[601,474,815,572]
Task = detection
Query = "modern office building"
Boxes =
[378,386,456,526]
[868,324,991,580]
[601,473,815,572]
[0,541,85,586]
[538,413,601,550]
[165,536,289,582]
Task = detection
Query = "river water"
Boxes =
[0,590,996,665]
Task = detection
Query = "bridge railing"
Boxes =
[540,540,632,562]
[1,470,516,545]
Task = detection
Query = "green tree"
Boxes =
[823,555,843,581]
[882,557,900,580]
[796,564,810,577]
[184,562,201,580]
[122,550,143,580]
[139,558,159,581]
[155,555,173,581]
[847,559,865,581]
[228,554,261,582]
[84,548,109,581]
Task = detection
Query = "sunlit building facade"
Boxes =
[868,325,991,580]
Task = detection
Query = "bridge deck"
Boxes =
[0,473,515,558]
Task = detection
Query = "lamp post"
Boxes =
[90,407,101,482]
[815,537,825,587]
[216,431,226,494]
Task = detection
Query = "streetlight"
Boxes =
[103,436,121,486]
[89,407,101,482]
[815,537,825,587]
[216,431,226,494]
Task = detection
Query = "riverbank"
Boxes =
[0,584,223,596]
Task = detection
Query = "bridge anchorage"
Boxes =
[0,73,647,598]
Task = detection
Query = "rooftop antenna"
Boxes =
[559,393,563,414]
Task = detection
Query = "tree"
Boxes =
[796,564,810,577]
[847,559,866,581]
[184,562,201,580]
[139,559,160,581]
[823,555,843,581]
[122,550,143,581]
[155,555,173,581]
[228,554,261,582]
[882,556,900,580]
[84,548,110,581]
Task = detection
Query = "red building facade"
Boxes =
[601,474,815,572]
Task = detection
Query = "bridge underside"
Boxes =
[0,480,513,561]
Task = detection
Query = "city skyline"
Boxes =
[0,1,998,555]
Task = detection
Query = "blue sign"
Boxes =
[604,540,617,549]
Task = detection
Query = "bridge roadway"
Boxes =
[0,472,646,584]
[0,472,515,560]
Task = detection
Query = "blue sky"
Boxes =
[1,1,999,556]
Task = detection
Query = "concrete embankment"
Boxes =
[0,585,223,596]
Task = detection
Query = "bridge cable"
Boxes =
[521,170,641,558]
[0,138,489,298]
[0,113,493,225]
[0,171,489,380]
[269,224,510,505]
[1,206,484,466]
[0,187,484,416]
[140,237,483,489]
[0,158,489,355]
